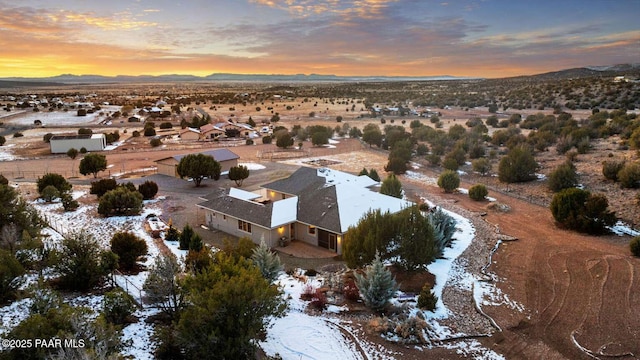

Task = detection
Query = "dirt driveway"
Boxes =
[402,169,640,360]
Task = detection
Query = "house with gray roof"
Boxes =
[197,167,411,254]
[154,149,239,177]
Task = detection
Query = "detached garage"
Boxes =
[50,134,106,154]
[155,148,240,177]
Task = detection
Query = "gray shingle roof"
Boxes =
[262,167,325,195]
[197,188,273,228]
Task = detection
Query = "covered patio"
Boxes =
[275,239,337,259]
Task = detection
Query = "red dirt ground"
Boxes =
[420,175,640,359]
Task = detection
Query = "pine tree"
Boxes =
[355,252,398,312]
[380,173,403,198]
[251,240,283,283]
[177,252,286,359]
[143,253,184,319]
[428,208,457,257]
[179,224,194,250]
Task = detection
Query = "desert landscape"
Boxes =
[1,68,639,360]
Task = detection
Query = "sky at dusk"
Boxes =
[1,0,638,78]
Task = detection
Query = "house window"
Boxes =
[223,215,227,221]
[308,226,316,235]
[211,212,216,218]
[238,220,252,233]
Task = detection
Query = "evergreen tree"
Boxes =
[97,187,143,216]
[228,165,250,187]
[550,188,616,235]
[143,253,185,319]
[189,233,203,252]
[137,180,159,200]
[177,252,286,359]
[251,240,283,283]
[343,210,396,268]
[368,169,381,182]
[110,231,148,271]
[179,224,195,250]
[548,161,578,192]
[394,207,435,271]
[380,173,403,198]
[358,168,369,176]
[176,154,221,186]
[54,230,111,291]
[37,173,72,195]
[428,208,457,257]
[468,184,488,200]
[0,249,25,303]
[355,252,398,312]
[437,170,460,193]
[165,225,180,242]
[79,153,108,178]
[498,145,538,183]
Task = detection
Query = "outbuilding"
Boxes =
[154,148,240,177]
[49,134,106,154]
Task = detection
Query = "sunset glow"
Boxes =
[1,0,638,78]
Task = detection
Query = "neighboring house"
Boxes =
[197,167,411,254]
[50,134,106,154]
[154,148,240,177]
[199,124,224,140]
[178,127,201,141]
[214,122,256,138]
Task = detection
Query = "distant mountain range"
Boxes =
[1,64,639,86]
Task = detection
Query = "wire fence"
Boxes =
[1,167,158,182]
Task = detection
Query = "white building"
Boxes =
[49,134,106,154]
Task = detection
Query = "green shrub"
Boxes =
[61,192,79,212]
[185,248,213,273]
[630,236,640,257]
[179,225,194,250]
[602,160,625,181]
[40,185,60,202]
[103,288,136,324]
[110,231,148,271]
[437,170,460,193]
[355,253,398,312]
[617,162,640,188]
[498,145,538,183]
[0,249,25,304]
[468,184,488,201]
[138,180,159,200]
[165,225,180,242]
[550,188,616,235]
[144,127,156,137]
[90,178,118,197]
[548,162,578,192]
[98,187,143,216]
[417,284,438,311]
[37,173,71,195]
[150,138,162,147]
[472,158,491,176]
[54,230,111,291]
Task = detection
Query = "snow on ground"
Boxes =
[403,170,437,185]
[121,307,161,360]
[2,106,121,126]
[0,298,33,337]
[328,139,340,144]
[609,221,640,237]
[239,162,266,170]
[0,143,17,161]
[262,272,394,360]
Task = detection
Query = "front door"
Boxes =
[328,234,337,251]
